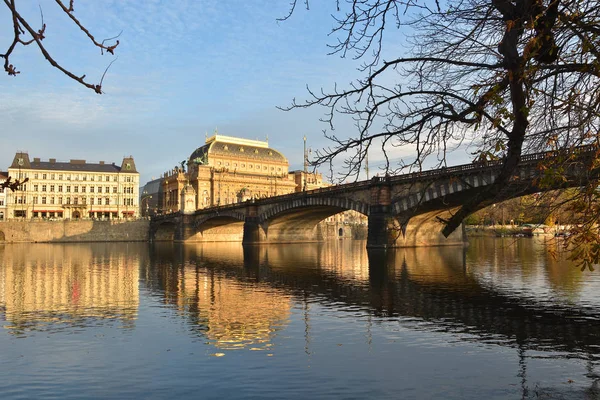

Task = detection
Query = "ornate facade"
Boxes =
[6,152,140,220]
[160,135,325,213]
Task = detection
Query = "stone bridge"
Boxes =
[150,146,596,248]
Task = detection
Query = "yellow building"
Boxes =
[6,152,140,220]
[160,135,325,213]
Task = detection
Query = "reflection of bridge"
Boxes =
[143,242,600,355]
[151,146,596,248]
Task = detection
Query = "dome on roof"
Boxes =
[188,136,288,164]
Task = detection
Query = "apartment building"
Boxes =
[6,152,140,220]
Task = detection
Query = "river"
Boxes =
[0,237,599,399]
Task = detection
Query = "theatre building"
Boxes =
[6,152,140,220]
[159,134,325,213]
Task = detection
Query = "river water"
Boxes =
[0,238,599,399]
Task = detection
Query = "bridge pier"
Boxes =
[174,214,196,242]
[367,177,396,248]
[242,217,266,244]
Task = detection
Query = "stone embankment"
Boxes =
[0,220,150,243]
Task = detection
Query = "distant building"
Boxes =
[157,134,326,213]
[139,177,163,217]
[0,171,7,221]
[5,152,140,220]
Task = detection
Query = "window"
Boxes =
[58,174,63,180]
[83,175,87,181]
[66,197,71,204]
[58,185,63,192]
[113,187,117,194]
[34,184,38,192]
[42,173,47,179]
[0,200,3,206]
[34,173,39,179]
[42,185,47,192]
[41,197,46,204]
[105,198,109,205]
[105,187,110,193]
[90,198,94,205]
[113,176,117,182]
[66,186,71,192]
[51,174,55,180]
[58,196,63,204]
[74,198,78,205]
[50,185,55,192]
[105,175,110,182]
[33,196,38,204]
[98,197,102,205]
[74,186,78,193]
[82,186,86,193]
[98,186,102,193]
[50,197,55,204]
[90,187,94,193]
[90,175,95,181]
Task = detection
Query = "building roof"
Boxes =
[9,153,138,174]
[189,135,287,165]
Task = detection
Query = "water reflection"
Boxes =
[0,243,140,335]
[143,239,600,356]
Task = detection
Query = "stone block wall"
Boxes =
[0,220,150,243]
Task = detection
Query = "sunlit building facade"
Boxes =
[158,134,325,213]
[6,152,140,220]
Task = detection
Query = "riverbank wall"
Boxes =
[0,220,150,243]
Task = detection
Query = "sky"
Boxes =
[0,1,460,184]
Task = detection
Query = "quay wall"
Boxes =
[0,220,150,243]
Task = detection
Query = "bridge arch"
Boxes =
[150,218,179,241]
[186,210,246,242]
[253,197,369,243]
[258,197,369,223]
[390,170,501,217]
[193,210,246,228]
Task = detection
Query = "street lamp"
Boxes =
[141,191,153,217]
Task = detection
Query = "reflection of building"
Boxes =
[164,263,291,350]
[0,171,7,220]
[6,152,140,219]
[152,134,326,213]
[0,244,140,333]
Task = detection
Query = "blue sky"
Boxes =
[0,1,433,184]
